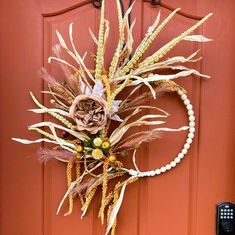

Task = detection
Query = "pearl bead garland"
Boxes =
[126,90,195,178]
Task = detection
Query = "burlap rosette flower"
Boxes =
[69,95,108,134]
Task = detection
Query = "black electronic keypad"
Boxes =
[217,202,235,235]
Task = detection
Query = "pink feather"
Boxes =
[38,67,57,84]
[52,44,81,94]
[72,178,96,195]
[52,44,74,81]
[37,148,75,163]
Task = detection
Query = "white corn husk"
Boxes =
[29,122,89,141]
[183,34,212,42]
[29,108,70,117]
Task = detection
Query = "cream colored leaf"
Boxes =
[183,34,212,42]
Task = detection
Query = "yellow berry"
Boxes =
[108,155,116,162]
[75,145,83,153]
[93,137,103,147]
[92,149,104,160]
[102,141,110,150]
[76,153,81,159]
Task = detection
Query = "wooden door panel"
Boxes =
[1,1,235,235]
[141,4,202,235]
[195,1,235,234]
[42,1,144,234]
[43,3,97,235]
[0,0,43,235]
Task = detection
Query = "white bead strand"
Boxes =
[126,91,195,178]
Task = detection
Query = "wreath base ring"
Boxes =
[122,90,195,178]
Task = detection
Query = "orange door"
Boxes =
[1,1,235,235]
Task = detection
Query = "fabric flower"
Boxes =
[69,95,108,134]
[80,80,122,122]
[110,100,123,122]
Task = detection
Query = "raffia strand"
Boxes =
[100,160,109,224]
[64,159,74,216]
[76,161,84,205]
[81,187,97,212]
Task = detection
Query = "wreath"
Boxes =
[13,1,212,234]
